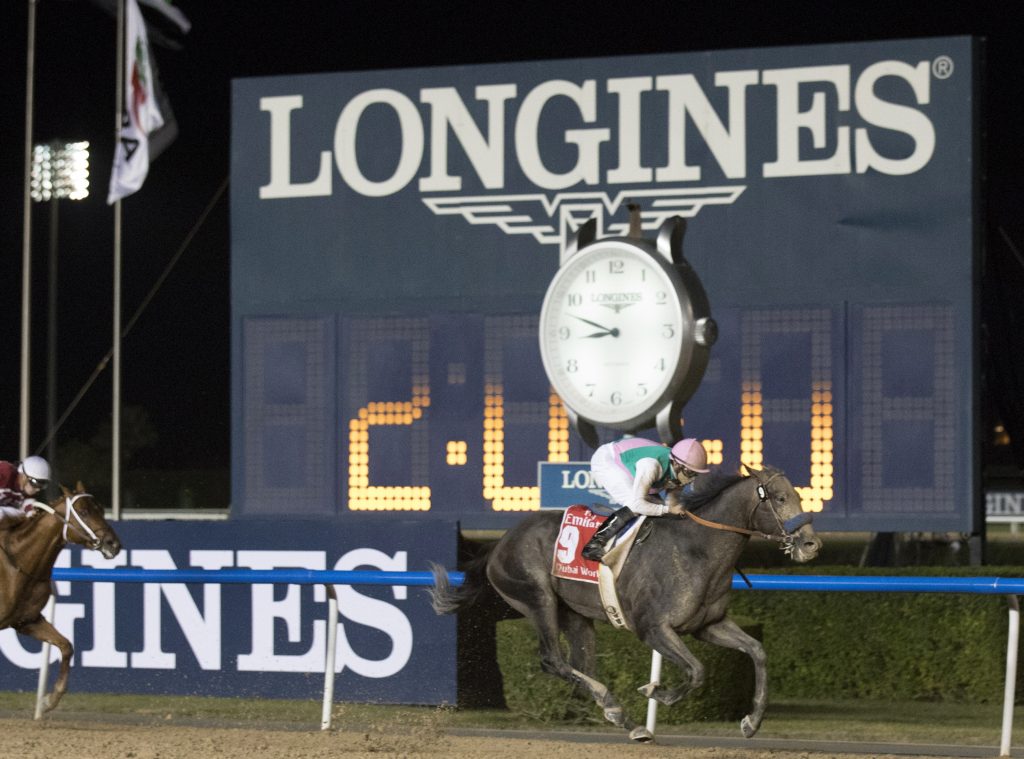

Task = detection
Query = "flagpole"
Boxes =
[112,0,125,520]
[20,0,39,460]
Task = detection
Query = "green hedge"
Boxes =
[494,566,1024,723]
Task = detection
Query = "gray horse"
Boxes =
[430,464,821,742]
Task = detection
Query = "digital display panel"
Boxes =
[231,37,979,532]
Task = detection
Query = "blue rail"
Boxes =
[51,567,467,586]
[49,568,1024,594]
[732,574,1024,594]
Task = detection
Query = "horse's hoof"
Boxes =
[740,715,759,738]
[603,707,625,727]
[637,683,683,706]
[629,727,654,742]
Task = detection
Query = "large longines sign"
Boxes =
[231,37,979,533]
[0,523,456,701]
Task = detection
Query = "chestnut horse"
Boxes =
[430,464,821,742]
[0,483,121,712]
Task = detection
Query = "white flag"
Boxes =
[107,0,164,204]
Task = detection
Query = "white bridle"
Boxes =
[30,494,101,547]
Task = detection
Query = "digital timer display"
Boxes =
[237,300,960,532]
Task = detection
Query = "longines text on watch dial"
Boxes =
[539,241,688,427]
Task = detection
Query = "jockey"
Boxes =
[581,437,708,561]
[0,456,51,526]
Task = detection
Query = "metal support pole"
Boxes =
[20,0,38,459]
[1001,594,1019,756]
[111,0,125,519]
[321,584,339,730]
[644,650,662,735]
[47,198,59,485]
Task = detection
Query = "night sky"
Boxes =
[1,1,1022,484]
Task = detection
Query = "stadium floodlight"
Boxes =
[31,141,90,202]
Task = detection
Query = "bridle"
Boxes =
[677,472,814,555]
[31,494,104,550]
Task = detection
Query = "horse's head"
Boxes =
[744,465,821,563]
[55,483,122,560]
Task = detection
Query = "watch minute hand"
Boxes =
[571,314,616,333]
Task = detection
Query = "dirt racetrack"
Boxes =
[0,716,982,759]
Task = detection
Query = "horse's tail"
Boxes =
[428,543,498,616]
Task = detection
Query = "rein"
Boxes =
[680,507,780,542]
[677,472,810,553]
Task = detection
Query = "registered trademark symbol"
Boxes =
[932,55,954,79]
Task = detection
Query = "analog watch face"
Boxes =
[539,240,688,427]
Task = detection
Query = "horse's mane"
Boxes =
[678,463,786,511]
[678,467,747,510]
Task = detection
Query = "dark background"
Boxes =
[1,1,1021,505]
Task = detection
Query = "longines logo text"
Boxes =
[256,57,948,244]
[592,293,641,304]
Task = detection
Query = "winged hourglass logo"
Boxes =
[421,185,745,250]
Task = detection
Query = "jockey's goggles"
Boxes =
[671,459,698,479]
[26,476,47,489]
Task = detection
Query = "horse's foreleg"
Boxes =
[635,622,706,707]
[694,616,767,738]
[16,616,73,712]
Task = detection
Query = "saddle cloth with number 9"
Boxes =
[551,504,650,583]
[550,505,606,583]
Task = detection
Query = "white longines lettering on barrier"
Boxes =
[0,548,415,678]
[237,550,328,672]
[259,60,941,201]
[333,549,413,678]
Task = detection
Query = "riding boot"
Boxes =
[581,507,635,561]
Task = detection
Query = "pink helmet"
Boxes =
[670,438,709,474]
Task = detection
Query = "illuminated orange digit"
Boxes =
[347,320,431,511]
[483,316,572,512]
[740,379,832,513]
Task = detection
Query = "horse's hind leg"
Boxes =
[559,606,596,677]
[496,585,649,741]
[694,616,767,738]
[16,616,73,712]
[536,613,651,742]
